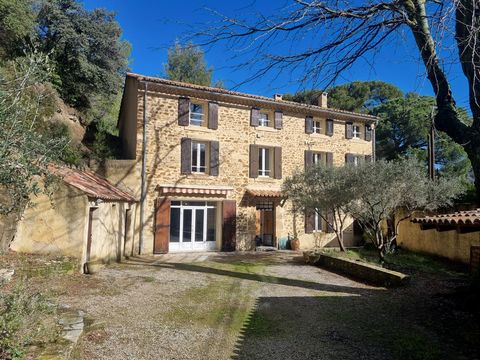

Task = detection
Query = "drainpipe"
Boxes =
[372,123,376,162]
[139,81,149,255]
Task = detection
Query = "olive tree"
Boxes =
[283,164,357,251]
[348,159,464,261]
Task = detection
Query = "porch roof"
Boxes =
[246,188,285,198]
[158,184,233,197]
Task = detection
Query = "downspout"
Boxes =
[372,123,376,162]
[139,81,149,255]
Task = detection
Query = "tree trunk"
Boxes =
[402,0,480,201]
[337,231,346,252]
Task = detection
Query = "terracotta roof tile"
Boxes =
[412,209,480,226]
[246,189,285,198]
[128,73,378,122]
[49,165,136,202]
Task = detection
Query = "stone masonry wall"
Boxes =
[134,89,373,253]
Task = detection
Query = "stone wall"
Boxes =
[126,86,373,254]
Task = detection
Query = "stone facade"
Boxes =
[118,73,375,254]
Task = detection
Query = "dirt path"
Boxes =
[49,252,477,360]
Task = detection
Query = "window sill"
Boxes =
[254,176,276,182]
[190,172,210,177]
[256,126,277,132]
[185,126,214,133]
[310,133,328,138]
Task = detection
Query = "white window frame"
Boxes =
[191,141,207,173]
[189,103,204,126]
[170,201,217,250]
[258,147,271,177]
[353,155,361,166]
[313,120,322,134]
[312,152,323,165]
[352,124,361,139]
[258,112,270,127]
[314,209,323,232]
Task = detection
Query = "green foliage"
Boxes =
[165,41,213,86]
[0,281,59,359]
[373,93,472,179]
[37,0,131,111]
[0,53,69,215]
[283,81,402,112]
[347,159,464,258]
[0,0,36,59]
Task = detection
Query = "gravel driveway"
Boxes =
[55,251,476,360]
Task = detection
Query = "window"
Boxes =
[191,141,207,173]
[312,152,323,165]
[190,103,204,126]
[259,112,270,127]
[314,209,323,232]
[353,155,362,166]
[313,120,322,134]
[353,124,361,139]
[259,147,271,177]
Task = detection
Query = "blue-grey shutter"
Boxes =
[345,153,355,164]
[178,97,190,126]
[274,147,282,179]
[305,116,314,134]
[274,111,283,129]
[326,152,334,167]
[326,119,334,136]
[304,150,313,169]
[345,122,353,139]
[208,102,218,130]
[251,108,260,127]
[180,138,192,174]
[249,145,259,178]
[210,141,219,176]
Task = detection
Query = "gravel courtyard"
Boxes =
[47,252,478,360]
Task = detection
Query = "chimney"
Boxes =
[318,92,328,108]
[274,94,283,101]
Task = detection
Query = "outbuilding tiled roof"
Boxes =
[49,165,136,202]
[128,73,378,123]
[412,209,480,226]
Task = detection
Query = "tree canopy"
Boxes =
[164,41,213,86]
[37,0,131,111]
[194,1,480,201]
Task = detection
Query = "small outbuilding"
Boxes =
[10,165,137,272]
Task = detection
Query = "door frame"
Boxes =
[255,200,276,246]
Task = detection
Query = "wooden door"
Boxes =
[222,200,236,251]
[154,198,170,253]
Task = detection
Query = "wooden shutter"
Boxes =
[365,124,372,141]
[154,198,170,253]
[326,211,334,233]
[249,144,259,178]
[304,150,313,169]
[305,116,314,134]
[305,210,315,234]
[345,153,355,164]
[274,111,283,129]
[222,200,236,251]
[210,141,220,176]
[180,138,192,174]
[345,122,353,139]
[365,155,373,163]
[251,108,260,127]
[326,119,334,136]
[208,102,219,130]
[274,147,282,179]
[178,97,190,126]
[326,152,334,167]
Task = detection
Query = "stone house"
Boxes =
[117,73,376,254]
[10,165,137,272]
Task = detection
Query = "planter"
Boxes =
[290,238,300,251]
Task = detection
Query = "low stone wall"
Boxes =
[304,251,409,287]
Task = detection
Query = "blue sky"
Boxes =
[83,1,470,108]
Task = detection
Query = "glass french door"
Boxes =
[170,201,217,251]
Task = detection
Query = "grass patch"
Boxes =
[322,248,465,276]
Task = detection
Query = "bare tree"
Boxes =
[194,1,480,200]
